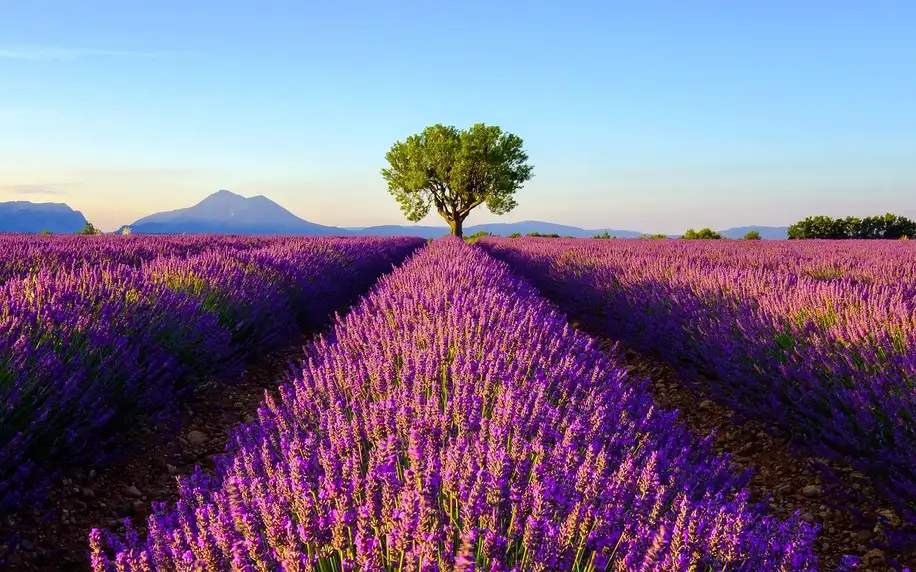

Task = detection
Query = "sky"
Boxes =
[1,1,914,233]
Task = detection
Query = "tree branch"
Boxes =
[458,198,486,219]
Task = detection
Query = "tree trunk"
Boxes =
[449,217,464,238]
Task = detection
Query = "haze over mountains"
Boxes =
[1,190,790,239]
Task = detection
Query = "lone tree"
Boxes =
[381,123,534,237]
[76,221,102,235]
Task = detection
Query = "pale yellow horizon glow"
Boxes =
[2,165,913,234]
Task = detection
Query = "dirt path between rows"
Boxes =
[0,340,306,571]
[589,332,916,572]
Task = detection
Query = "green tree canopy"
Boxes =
[76,221,102,235]
[744,230,761,240]
[787,213,916,239]
[381,123,534,237]
[681,228,722,240]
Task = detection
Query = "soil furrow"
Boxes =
[589,331,915,572]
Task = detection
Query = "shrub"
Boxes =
[76,222,102,236]
[681,228,722,240]
[463,230,494,244]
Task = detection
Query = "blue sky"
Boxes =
[1,0,914,232]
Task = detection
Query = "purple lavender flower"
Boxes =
[480,236,916,528]
[90,238,818,570]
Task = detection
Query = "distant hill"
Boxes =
[353,221,647,238]
[114,191,790,238]
[353,221,789,239]
[718,226,789,239]
[349,225,447,238]
[0,201,88,233]
[120,190,351,235]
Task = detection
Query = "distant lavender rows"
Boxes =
[478,238,916,527]
[91,238,821,571]
[0,234,274,284]
[0,235,424,517]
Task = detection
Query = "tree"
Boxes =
[592,231,613,239]
[788,216,838,239]
[744,230,761,240]
[76,221,102,235]
[867,213,916,239]
[787,213,916,239]
[681,228,722,239]
[381,123,534,237]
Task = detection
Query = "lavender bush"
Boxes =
[90,238,818,571]
[0,234,273,284]
[0,236,423,517]
[478,237,916,526]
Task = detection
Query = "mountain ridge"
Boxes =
[2,192,790,238]
[349,222,789,239]
[121,190,349,235]
[0,200,89,233]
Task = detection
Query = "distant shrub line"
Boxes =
[788,213,915,239]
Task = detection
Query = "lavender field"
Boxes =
[2,235,913,571]
[480,237,916,569]
[88,238,820,571]
[0,235,424,527]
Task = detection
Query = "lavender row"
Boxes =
[478,237,916,527]
[0,236,424,517]
[589,239,916,289]
[0,234,280,284]
[91,238,819,571]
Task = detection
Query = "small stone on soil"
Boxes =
[123,485,143,498]
[187,430,209,445]
[802,485,823,498]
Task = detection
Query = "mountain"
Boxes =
[467,221,647,238]
[118,191,790,238]
[353,221,646,238]
[352,221,789,239]
[0,200,88,233]
[121,190,351,235]
[719,226,789,239]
